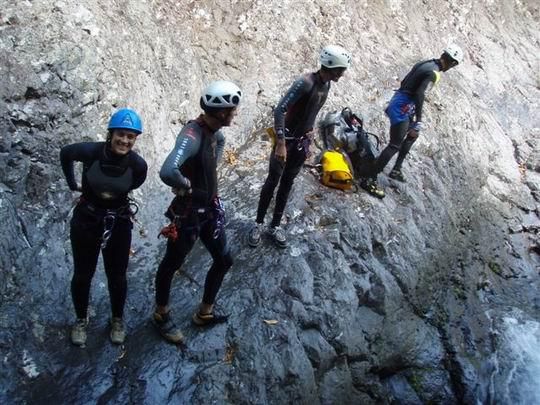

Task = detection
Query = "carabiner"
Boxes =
[101,213,116,250]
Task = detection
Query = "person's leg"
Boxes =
[195,219,233,322]
[392,133,418,172]
[70,210,101,320]
[101,217,132,344]
[255,148,285,224]
[69,207,101,345]
[270,146,305,228]
[152,217,198,343]
[249,148,286,247]
[102,218,132,319]
[154,226,197,310]
[370,120,409,175]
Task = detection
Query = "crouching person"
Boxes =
[152,81,242,343]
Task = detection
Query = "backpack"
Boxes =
[320,150,354,191]
[319,108,380,155]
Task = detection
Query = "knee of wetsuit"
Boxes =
[282,167,302,185]
[265,173,281,188]
[387,143,401,153]
[71,272,93,288]
[263,167,282,188]
[223,252,233,270]
[215,252,233,272]
[107,272,127,287]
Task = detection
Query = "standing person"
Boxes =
[248,45,352,248]
[60,108,147,346]
[152,81,241,344]
[357,44,463,182]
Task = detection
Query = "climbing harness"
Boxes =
[100,212,116,249]
[266,127,311,155]
[77,197,138,250]
[158,196,194,242]
[158,196,226,241]
[159,222,179,241]
[296,134,312,156]
[212,196,225,239]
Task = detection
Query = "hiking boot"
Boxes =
[110,317,126,345]
[360,178,385,199]
[248,222,263,247]
[389,169,406,182]
[71,318,88,346]
[268,226,287,248]
[192,311,229,327]
[152,312,184,344]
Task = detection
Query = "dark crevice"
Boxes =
[24,87,42,100]
[14,213,31,248]
[9,118,32,128]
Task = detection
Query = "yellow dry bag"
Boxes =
[320,150,353,191]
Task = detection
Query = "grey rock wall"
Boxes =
[1,0,539,403]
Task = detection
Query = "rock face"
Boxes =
[1,1,539,404]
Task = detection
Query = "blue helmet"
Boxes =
[107,108,143,134]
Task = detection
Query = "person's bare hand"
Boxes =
[407,128,419,139]
[275,139,287,162]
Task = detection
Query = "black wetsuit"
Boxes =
[257,72,330,227]
[60,142,147,319]
[360,59,441,177]
[155,116,231,307]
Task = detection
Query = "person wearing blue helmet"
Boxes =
[60,108,147,346]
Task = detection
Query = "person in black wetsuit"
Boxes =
[60,108,147,346]
[356,44,463,183]
[152,80,242,344]
[247,45,352,248]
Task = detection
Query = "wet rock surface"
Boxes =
[1,1,539,404]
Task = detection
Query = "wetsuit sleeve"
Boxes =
[130,154,148,190]
[216,130,225,163]
[59,142,98,191]
[274,76,310,139]
[159,127,201,189]
[414,71,437,122]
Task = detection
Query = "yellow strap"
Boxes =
[433,70,441,85]
[266,127,276,147]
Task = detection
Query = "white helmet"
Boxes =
[443,44,464,65]
[320,45,351,69]
[201,80,242,108]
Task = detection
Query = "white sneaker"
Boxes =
[268,226,287,248]
[110,317,126,345]
[71,318,88,346]
[248,222,264,247]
